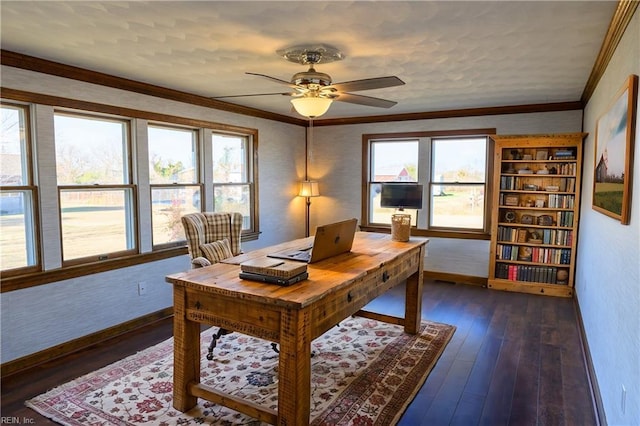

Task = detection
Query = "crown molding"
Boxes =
[311,102,583,127]
[0,49,307,126]
[581,0,639,104]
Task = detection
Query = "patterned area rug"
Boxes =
[26,316,455,425]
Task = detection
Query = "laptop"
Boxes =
[268,218,358,263]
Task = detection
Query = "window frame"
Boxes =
[211,130,259,237]
[428,136,490,231]
[361,128,495,239]
[53,110,138,266]
[0,102,41,276]
[367,139,421,227]
[147,123,202,249]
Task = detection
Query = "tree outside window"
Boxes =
[212,133,252,230]
[148,125,199,247]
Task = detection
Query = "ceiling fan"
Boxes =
[213,44,405,118]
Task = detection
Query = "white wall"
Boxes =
[0,67,307,362]
[1,257,186,361]
[307,110,583,280]
[0,66,588,365]
[578,8,639,426]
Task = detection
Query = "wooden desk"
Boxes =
[166,232,428,425]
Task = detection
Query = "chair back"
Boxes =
[181,212,243,261]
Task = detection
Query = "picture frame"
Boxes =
[536,149,548,160]
[592,74,638,224]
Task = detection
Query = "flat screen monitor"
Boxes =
[380,183,423,210]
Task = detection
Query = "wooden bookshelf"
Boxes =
[488,133,587,297]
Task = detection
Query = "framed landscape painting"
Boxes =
[592,74,638,225]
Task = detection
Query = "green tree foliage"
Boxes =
[152,156,185,182]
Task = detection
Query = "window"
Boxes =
[431,137,487,229]
[363,131,491,234]
[54,113,136,263]
[212,132,255,232]
[148,125,200,247]
[1,90,262,290]
[369,140,420,226]
[0,103,39,274]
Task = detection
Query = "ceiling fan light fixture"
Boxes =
[291,97,333,118]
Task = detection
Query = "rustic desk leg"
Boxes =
[277,308,312,425]
[405,245,425,334]
[172,285,200,411]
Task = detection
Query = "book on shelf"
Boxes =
[240,257,307,279]
[239,271,309,286]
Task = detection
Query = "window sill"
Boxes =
[2,232,262,293]
[360,225,490,240]
[1,247,189,293]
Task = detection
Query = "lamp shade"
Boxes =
[299,180,320,197]
[291,97,332,118]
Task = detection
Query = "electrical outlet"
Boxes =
[621,385,626,414]
[137,281,147,296]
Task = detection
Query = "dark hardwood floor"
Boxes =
[1,280,597,425]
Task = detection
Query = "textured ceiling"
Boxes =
[0,1,617,120]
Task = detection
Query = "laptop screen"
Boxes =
[308,218,358,263]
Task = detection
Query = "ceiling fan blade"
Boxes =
[334,92,398,108]
[246,72,298,88]
[212,92,295,99]
[329,76,405,93]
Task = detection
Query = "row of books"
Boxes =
[495,264,567,284]
[496,226,524,243]
[500,176,521,190]
[547,194,575,208]
[542,229,573,245]
[497,227,572,246]
[499,176,576,191]
[557,211,574,227]
[555,163,577,176]
[527,247,572,264]
[553,150,575,159]
[239,258,308,286]
[496,244,572,264]
[562,177,576,192]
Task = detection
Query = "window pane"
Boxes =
[1,105,28,185]
[151,186,200,245]
[0,190,36,269]
[54,114,129,185]
[212,134,247,183]
[214,184,250,229]
[371,140,418,182]
[60,189,134,260]
[432,138,486,183]
[431,184,485,229]
[148,126,197,184]
[369,183,418,225]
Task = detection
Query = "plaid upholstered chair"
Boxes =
[181,211,243,359]
[181,211,243,268]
